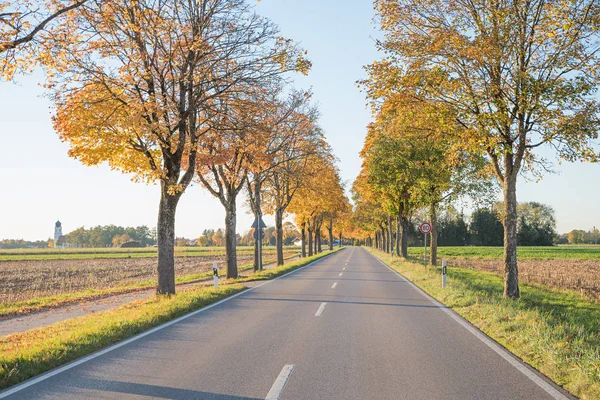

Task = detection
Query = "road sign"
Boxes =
[253,229,265,240]
[251,217,267,229]
[419,222,432,235]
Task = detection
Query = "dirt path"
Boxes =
[0,256,299,337]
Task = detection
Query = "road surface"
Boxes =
[1,247,570,399]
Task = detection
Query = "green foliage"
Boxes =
[568,228,600,245]
[469,209,505,246]
[437,214,469,246]
[66,225,156,248]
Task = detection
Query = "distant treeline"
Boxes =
[189,223,301,247]
[65,225,157,247]
[0,239,49,249]
[408,202,558,247]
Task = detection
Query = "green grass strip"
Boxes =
[368,248,600,400]
[0,248,342,390]
[406,245,600,260]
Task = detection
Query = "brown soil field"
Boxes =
[448,257,600,301]
[0,250,296,303]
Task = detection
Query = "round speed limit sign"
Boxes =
[419,222,432,235]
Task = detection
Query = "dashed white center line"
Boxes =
[339,272,343,277]
[265,364,295,400]
[342,267,346,270]
[315,302,327,317]
[331,282,338,289]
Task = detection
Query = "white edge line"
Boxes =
[0,250,346,399]
[369,251,569,400]
[265,364,294,400]
[315,302,327,317]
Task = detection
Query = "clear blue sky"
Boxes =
[0,0,598,241]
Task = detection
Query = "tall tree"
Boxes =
[52,0,309,294]
[368,0,600,297]
[246,89,314,270]
[264,111,328,265]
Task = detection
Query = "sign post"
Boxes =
[251,217,266,271]
[442,260,447,288]
[419,222,432,266]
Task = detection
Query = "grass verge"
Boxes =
[368,248,600,400]
[0,248,342,391]
[406,245,600,260]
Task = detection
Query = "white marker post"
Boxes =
[442,260,447,288]
[213,261,219,288]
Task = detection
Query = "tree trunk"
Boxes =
[430,203,438,266]
[275,208,284,266]
[388,215,394,255]
[503,173,520,298]
[339,232,342,247]
[328,220,334,251]
[399,215,408,258]
[301,222,307,257]
[396,215,401,257]
[225,201,238,279]
[157,191,180,294]
[318,229,322,253]
[252,180,263,272]
[308,226,313,256]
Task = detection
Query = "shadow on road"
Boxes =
[241,296,443,309]
[62,377,261,400]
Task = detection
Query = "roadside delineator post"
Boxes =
[213,261,219,288]
[442,260,447,289]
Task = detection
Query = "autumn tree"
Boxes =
[0,0,87,79]
[263,108,328,264]
[368,0,600,298]
[197,87,312,278]
[52,0,309,294]
[359,115,422,258]
[246,89,314,270]
[326,186,352,251]
[288,155,343,256]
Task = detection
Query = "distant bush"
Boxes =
[120,241,143,248]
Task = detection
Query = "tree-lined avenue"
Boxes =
[1,248,568,400]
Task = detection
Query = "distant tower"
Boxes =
[54,220,63,245]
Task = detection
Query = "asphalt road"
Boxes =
[1,247,570,400]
